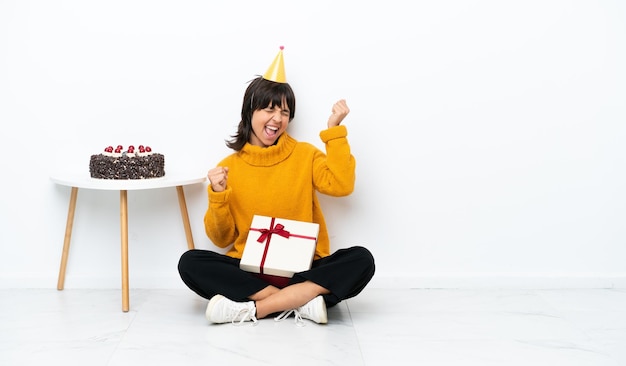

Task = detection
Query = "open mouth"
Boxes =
[265,125,278,138]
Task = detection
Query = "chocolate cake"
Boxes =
[89,145,165,180]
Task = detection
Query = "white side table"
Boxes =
[50,171,206,312]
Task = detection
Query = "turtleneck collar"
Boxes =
[238,132,298,166]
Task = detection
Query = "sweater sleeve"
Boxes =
[203,182,238,249]
[315,125,356,196]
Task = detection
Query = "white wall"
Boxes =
[1,0,625,290]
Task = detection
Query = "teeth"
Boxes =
[267,126,278,131]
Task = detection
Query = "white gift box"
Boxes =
[240,215,319,278]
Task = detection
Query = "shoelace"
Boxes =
[274,309,306,327]
[232,307,258,326]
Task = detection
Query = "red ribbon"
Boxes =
[256,223,290,243]
[250,217,288,274]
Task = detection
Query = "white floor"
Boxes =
[1,288,626,366]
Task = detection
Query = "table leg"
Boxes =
[176,185,195,250]
[57,187,79,290]
[120,190,129,312]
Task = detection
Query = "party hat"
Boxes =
[263,46,286,83]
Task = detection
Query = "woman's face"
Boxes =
[249,101,290,147]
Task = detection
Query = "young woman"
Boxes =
[178,49,375,325]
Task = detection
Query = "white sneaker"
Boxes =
[298,295,327,324]
[206,294,258,325]
[274,295,327,326]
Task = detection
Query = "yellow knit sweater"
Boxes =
[204,125,355,260]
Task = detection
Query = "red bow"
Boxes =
[256,223,290,243]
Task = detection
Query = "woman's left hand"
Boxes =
[327,99,350,128]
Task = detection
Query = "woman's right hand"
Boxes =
[208,166,229,192]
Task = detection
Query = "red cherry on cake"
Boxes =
[105,146,113,153]
[128,145,135,153]
[145,146,152,152]
[139,146,146,153]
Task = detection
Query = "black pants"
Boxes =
[178,246,375,308]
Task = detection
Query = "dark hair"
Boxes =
[226,76,296,151]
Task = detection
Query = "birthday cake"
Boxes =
[89,145,165,180]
